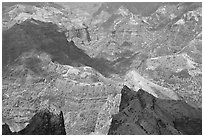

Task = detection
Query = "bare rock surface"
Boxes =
[2,2,202,135]
[2,105,66,135]
[108,85,202,135]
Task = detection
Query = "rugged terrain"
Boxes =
[2,2,202,135]
[108,86,202,135]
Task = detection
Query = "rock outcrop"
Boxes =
[2,2,202,135]
[108,85,202,135]
[2,107,66,135]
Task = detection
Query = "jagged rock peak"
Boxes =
[2,106,66,135]
[108,85,202,135]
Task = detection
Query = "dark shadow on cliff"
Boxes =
[2,19,116,77]
[2,108,66,135]
[108,85,202,135]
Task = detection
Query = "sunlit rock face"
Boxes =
[2,18,121,134]
[2,2,202,135]
[2,50,121,134]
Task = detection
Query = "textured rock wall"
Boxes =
[2,106,66,135]
[108,85,202,135]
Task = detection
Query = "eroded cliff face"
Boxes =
[2,50,121,134]
[2,19,115,76]
[108,86,202,135]
[3,105,66,135]
[2,2,202,135]
[3,85,201,135]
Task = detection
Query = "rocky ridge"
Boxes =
[2,2,202,135]
[108,86,202,135]
[3,105,66,135]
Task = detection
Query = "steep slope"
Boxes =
[2,2,63,11]
[88,2,202,108]
[2,106,66,135]
[93,2,163,17]
[124,70,180,100]
[108,86,202,135]
[2,19,115,76]
[2,2,94,42]
[143,34,202,107]
[2,49,122,134]
[2,2,202,135]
